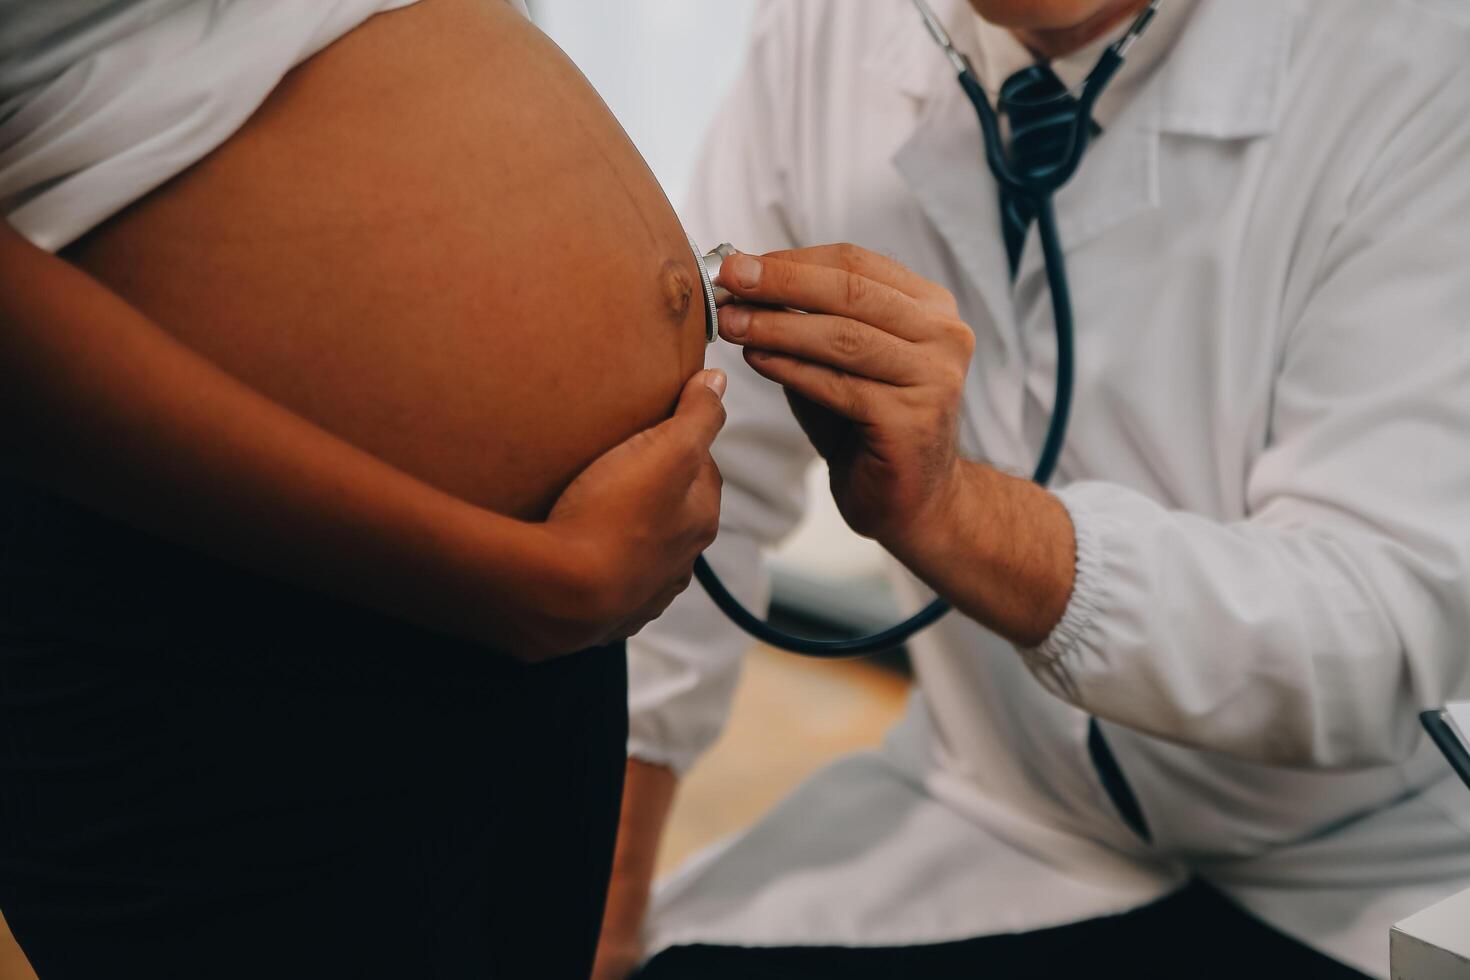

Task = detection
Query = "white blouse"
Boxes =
[0,0,429,251]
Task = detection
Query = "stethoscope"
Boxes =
[689,0,1163,658]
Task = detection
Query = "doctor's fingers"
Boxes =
[743,348,889,425]
[720,305,929,386]
[764,243,958,312]
[717,252,937,344]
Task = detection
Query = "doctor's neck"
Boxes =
[969,0,1153,61]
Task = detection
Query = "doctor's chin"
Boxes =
[0,0,1467,978]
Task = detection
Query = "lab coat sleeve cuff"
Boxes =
[1017,489,1114,699]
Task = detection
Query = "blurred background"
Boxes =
[528,1,910,873]
[529,0,755,207]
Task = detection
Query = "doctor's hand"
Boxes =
[716,244,974,553]
[718,245,1076,647]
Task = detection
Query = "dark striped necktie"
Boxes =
[997,64,1089,278]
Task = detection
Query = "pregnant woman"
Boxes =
[0,0,718,975]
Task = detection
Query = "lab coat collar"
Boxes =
[875,0,1295,274]
[865,0,1292,139]
[875,0,1291,471]
[1155,0,1294,139]
[862,0,965,105]
[894,76,1035,468]
[890,75,1164,468]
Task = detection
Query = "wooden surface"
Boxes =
[657,645,910,875]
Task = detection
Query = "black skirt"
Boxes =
[0,480,626,978]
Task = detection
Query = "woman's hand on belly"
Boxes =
[9,0,726,659]
[527,369,726,655]
[62,0,711,521]
[0,223,724,662]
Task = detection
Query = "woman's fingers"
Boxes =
[719,305,926,386]
[544,366,726,648]
[641,369,727,485]
[716,253,933,343]
[662,369,727,449]
[685,457,723,548]
[610,563,700,642]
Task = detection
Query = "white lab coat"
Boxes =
[630,0,1470,975]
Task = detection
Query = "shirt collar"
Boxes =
[867,0,1292,140]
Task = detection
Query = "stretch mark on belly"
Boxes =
[660,259,695,324]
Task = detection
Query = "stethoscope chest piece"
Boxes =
[692,239,738,343]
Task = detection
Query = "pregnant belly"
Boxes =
[63,0,708,521]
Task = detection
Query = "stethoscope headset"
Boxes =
[691,0,1163,658]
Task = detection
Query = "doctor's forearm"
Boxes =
[888,460,1077,648]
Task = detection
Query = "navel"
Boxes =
[659,258,695,324]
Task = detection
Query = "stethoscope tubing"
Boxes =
[691,194,1076,659]
[693,7,1151,659]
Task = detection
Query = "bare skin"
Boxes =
[2,0,723,665]
[594,2,1137,974]
[65,0,708,523]
[1,223,724,663]
[0,3,731,975]
[719,247,1073,646]
[969,0,1153,60]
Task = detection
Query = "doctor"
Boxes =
[596,1,1470,977]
